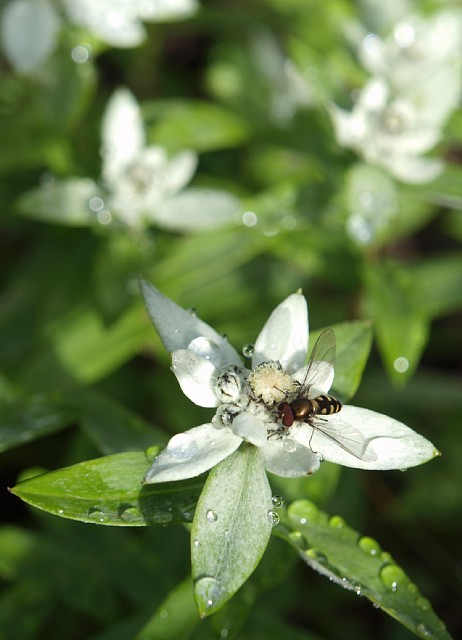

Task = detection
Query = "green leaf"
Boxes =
[310,321,373,402]
[363,262,429,383]
[11,451,203,526]
[410,254,462,319]
[147,100,250,153]
[47,304,148,383]
[17,178,99,226]
[81,392,167,455]
[0,386,78,453]
[135,577,199,640]
[279,500,452,640]
[191,444,273,617]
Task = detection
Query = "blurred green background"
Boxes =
[1,0,462,638]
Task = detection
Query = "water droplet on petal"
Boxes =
[242,343,254,358]
[187,307,197,316]
[358,536,381,556]
[167,433,199,460]
[272,495,285,508]
[282,436,297,453]
[380,564,407,592]
[267,510,280,526]
[206,510,218,523]
[193,539,201,548]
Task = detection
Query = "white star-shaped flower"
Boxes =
[330,77,444,184]
[100,88,198,227]
[141,281,439,483]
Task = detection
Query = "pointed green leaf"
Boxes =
[17,178,99,226]
[191,444,273,617]
[135,577,199,640]
[11,452,203,526]
[278,500,451,640]
[363,262,429,383]
[0,388,78,453]
[81,392,167,455]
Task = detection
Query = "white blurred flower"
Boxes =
[101,89,197,227]
[100,89,239,229]
[330,77,446,184]
[360,10,462,125]
[141,281,439,484]
[1,0,198,72]
[332,9,462,184]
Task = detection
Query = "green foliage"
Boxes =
[1,0,461,638]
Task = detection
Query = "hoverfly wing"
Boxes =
[297,328,336,396]
[311,417,377,462]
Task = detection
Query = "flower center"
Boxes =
[247,361,298,406]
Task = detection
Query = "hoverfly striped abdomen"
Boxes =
[312,395,342,416]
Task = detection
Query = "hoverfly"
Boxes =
[277,328,375,462]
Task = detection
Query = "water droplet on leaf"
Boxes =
[329,515,345,529]
[380,564,407,592]
[206,510,218,523]
[272,495,285,508]
[118,504,140,523]
[358,536,381,556]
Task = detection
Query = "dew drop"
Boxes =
[380,564,407,592]
[89,196,104,212]
[287,499,320,525]
[415,596,431,612]
[97,209,112,225]
[272,495,285,508]
[87,507,108,523]
[206,510,218,523]
[268,510,280,526]
[220,629,229,639]
[393,356,409,373]
[282,436,297,453]
[358,536,381,556]
[194,576,223,616]
[159,609,168,619]
[416,623,433,638]
[174,328,180,334]
[305,548,328,565]
[329,515,345,529]
[167,433,199,460]
[145,445,159,463]
[118,504,141,523]
[242,343,254,358]
[187,307,197,316]
[57,509,64,515]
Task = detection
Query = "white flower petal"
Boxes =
[144,423,242,483]
[294,405,439,471]
[171,350,219,407]
[2,0,60,73]
[152,188,240,231]
[101,89,144,184]
[63,0,145,47]
[231,412,267,446]
[260,438,320,477]
[253,292,308,373]
[140,280,242,364]
[387,156,444,185]
[162,150,197,195]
